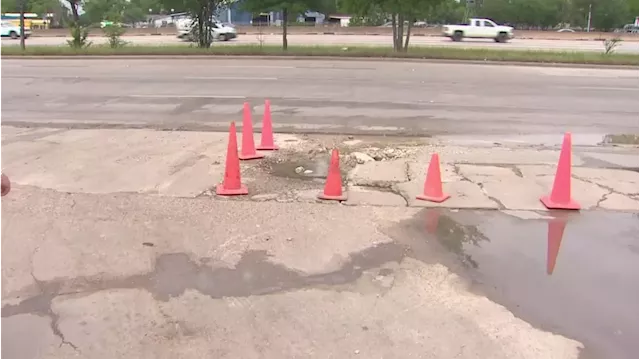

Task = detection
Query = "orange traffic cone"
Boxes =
[318,149,347,201]
[540,133,580,210]
[416,153,450,203]
[257,99,279,151]
[546,217,567,275]
[216,122,248,196]
[239,102,265,161]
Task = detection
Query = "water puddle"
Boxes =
[265,151,352,182]
[401,209,639,359]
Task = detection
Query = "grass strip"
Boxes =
[2,44,637,65]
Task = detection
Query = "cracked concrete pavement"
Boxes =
[2,126,637,212]
[2,126,638,359]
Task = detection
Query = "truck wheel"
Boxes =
[218,33,228,41]
[452,31,463,42]
[496,32,509,43]
[9,31,18,39]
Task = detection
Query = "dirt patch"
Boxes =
[602,134,640,145]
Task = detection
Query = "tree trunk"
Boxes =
[19,0,25,50]
[196,1,214,49]
[396,14,404,52]
[391,15,398,51]
[403,21,412,52]
[69,0,79,22]
[282,7,288,50]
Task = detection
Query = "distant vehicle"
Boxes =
[623,24,639,33]
[442,18,514,43]
[0,20,31,39]
[378,20,410,27]
[175,17,237,42]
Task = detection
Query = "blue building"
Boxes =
[215,1,323,25]
[215,0,276,25]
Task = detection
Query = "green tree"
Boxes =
[425,0,466,25]
[83,0,150,25]
[570,0,630,30]
[1,0,60,14]
[241,0,315,50]
[1,0,17,13]
[341,0,444,52]
[627,0,638,23]
[159,0,230,47]
[591,0,629,30]
[134,0,166,14]
[479,0,563,29]
[31,0,60,14]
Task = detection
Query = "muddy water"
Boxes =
[402,209,639,359]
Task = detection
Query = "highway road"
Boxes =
[2,58,638,139]
[2,34,639,53]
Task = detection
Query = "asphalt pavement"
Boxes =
[2,58,638,140]
[2,34,639,53]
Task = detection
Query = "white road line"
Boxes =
[128,94,247,99]
[184,76,278,81]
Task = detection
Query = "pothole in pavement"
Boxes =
[258,150,354,183]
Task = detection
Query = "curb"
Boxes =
[2,54,637,69]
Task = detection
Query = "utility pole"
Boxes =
[19,0,26,50]
[586,3,592,32]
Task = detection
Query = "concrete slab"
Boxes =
[437,133,611,147]
[518,164,557,177]
[599,193,639,211]
[1,314,72,359]
[398,180,499,209]
[408,162,462,184]
[572,167,639,196]
[580,152,639,169]
[519,165,610,209]
[413,146,585,166]
[500,210,554,220]
[1,129,231,197]
[0,128,312,199]
[344,186,407,207]
[348,160,408,187]
[457,164,546,211]
[457,164,517,179]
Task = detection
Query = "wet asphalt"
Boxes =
[412,209,639,359]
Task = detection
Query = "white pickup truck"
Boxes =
[442,18,514,43]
